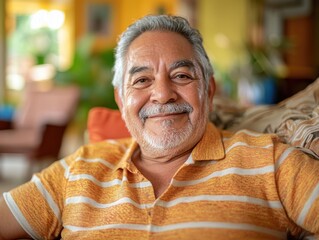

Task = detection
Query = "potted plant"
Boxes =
[54,35,118,128]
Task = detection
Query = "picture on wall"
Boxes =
[86,3,112,36]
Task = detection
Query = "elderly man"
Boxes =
[0,15,318,240]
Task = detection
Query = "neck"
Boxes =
[141,147,192,164]
[132,147,192,198]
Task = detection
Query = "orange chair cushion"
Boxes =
[87,107,131,143]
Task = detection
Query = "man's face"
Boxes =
[118,31,214,155]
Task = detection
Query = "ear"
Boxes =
[207,76,216,112]
[114,89,123,112]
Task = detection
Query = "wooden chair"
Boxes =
[0,85,80,178]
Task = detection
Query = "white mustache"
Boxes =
[139,103,193,122]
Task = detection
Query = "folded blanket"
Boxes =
[211,78,319,159]
[276,107,319,159]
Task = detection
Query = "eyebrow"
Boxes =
[128,66,150,76]
[128,59,196,77]
[169,59,196,72]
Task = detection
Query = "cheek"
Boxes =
[197,85,210,113]
[125,95,138,109]
[185,88,208,119]
[183,85,204,107]
[123,91,146,117]
[197,82,207,101]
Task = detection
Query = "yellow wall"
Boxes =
[73,0,250,72]
[78,0,250,73]
[198,0,249,72]
[75,0,178,51]
[119,0,177,32]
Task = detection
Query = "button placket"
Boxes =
[138,175,155,222]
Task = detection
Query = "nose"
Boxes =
[150,76,177,104]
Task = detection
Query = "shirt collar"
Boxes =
[191,122,225,161]
[115,122,225,171]
[115,139,140,173]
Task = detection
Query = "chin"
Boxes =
[141,124,194,150]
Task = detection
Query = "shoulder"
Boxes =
[63,138,134,175]
[220,128,315,165]
[77,138,133,158]
[220,128,290,162]
[221,128,280,147]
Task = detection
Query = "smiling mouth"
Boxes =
[142,111,189,124]
[147,111,187,119]
[139,103,193,123]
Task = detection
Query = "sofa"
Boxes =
[211,77,319,160]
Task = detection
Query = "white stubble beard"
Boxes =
[122,103,209,155]
[141,117,194,150]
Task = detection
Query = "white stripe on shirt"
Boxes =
[172,165,274,187]
[75,157,115,169]
[226,142,273,154]
[150,222,286,238]
[65,221,286,238]
[297,182,319,226]
[68,173,152,188]
[59,158,70,179]
[65,196,153,209]
[156,195,283,209]
[275,147,295,170]
[31,175,61,222]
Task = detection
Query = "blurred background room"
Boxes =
[0,0,318,192]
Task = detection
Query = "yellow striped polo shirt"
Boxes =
[3,123,319,239]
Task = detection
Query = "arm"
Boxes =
[0,150,79,239]
[0,196,30,240]
[275,143,319,235]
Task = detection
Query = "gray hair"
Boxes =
[112,14,214,97]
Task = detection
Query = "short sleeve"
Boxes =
[274,141,319,236]
[3,152,76,239]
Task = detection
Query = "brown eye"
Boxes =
[132,77,152,89]
[175,74,191,79]
[172,73,194,85]
[135,78,147,84]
